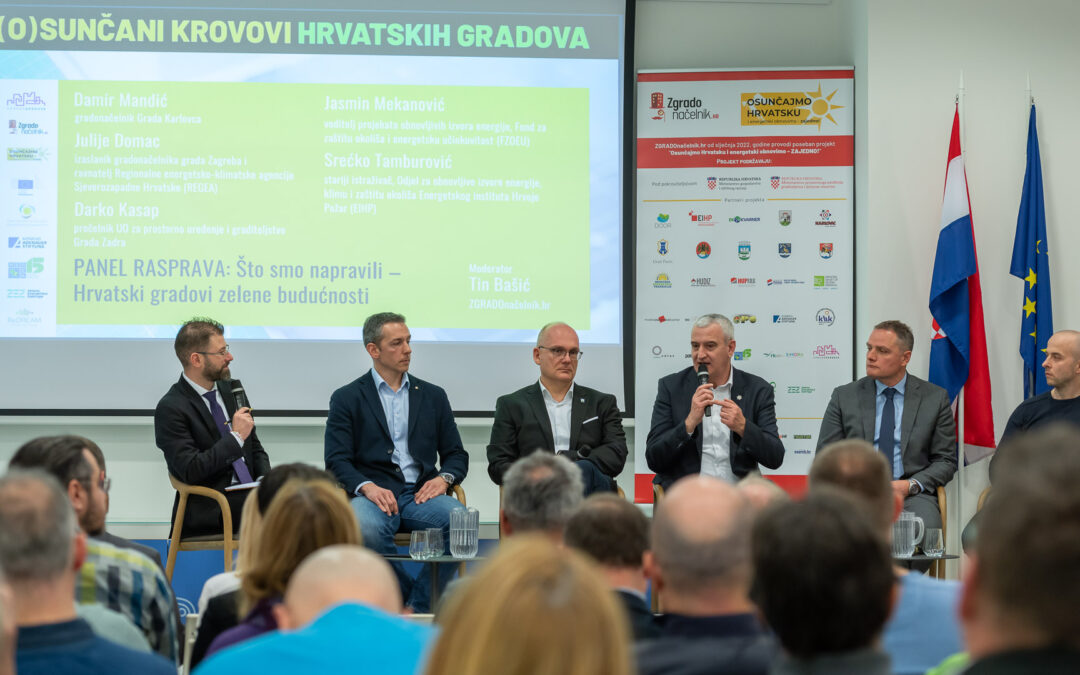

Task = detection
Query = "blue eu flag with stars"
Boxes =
[1010,104,1054,399]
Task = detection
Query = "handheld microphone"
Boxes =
[229,379,251,414]
[697,365,711,417]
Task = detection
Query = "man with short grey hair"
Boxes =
[500,450,583,540]
[0,470,173,675]
[646,313,785,490]
[636,475,776,674]
[487,321,628,495]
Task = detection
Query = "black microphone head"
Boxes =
[697,365,710,384]
[229,379,250,409]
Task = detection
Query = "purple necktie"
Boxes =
[203,391,254,483]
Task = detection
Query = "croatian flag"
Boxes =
[928,105,996,461]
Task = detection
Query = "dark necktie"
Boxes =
[202,391,254,483]
[879,387,897,476]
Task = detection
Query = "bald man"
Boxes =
[487,322,628,495]
[636,476,776,675]
[992,330,1080,483]
[197,546,432,675]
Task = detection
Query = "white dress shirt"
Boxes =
[700,368,735,482]
[539,380,574,454]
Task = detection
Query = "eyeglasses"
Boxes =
[538,346,583,361]
[195,345,230,357]
[98,475,111,494]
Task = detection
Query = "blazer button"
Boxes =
[387,449,393,454]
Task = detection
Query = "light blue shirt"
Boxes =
[874,375,906,480]
[371,367,420,484]
[882,572,963,675]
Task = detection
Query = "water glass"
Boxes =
[891,511,924,558]
[450,507,480,559]
[426,528,444,559]
[923,528,944,557]
[409,529,429,560]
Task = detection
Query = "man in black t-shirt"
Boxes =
[992,330,1080,483]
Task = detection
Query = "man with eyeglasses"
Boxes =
[154,318,271,537]
[487,322,627,495]
[646,314,785,491]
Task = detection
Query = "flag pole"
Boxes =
[955,72,966,580]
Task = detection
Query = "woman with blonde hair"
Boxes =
[425,535,633,675]
[197,487,263,614]
[203,479,361,658]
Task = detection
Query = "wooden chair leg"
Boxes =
[166,492,188,582]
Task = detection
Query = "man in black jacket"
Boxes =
[155,318,270,537]
[487,322,627,495]
[646,314,784,490]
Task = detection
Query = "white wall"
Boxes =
[6,0,1079,577]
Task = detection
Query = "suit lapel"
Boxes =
[178,376,221,439]
[859,377,877,441]
[900,376,919,454]
[215,380,235,417]
[407,377,421,439]
[680,368,704,456]
[525,384,555,450]
[358,373,392,440]
[568,386,586,450]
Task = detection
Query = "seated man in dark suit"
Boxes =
[154,318,271,537]
[324,311,469,614]
[816,320,956,536]
[565,494,658,641]
[487,322,627,495]
[645,313,785,490]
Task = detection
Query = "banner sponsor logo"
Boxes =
[6,147,47,161]
[689,210,714,224]
[737,241,751,260]
[8,120,46,136]
[653,273,672,289]
[8,257,44,279]
[732,348,752,361]
[707,176,717,190]
[650,345,677,359]
[770,175,780,189]
[649,91,719,122]
[763,351,804,359]
[786,385,817,394]
[729,276,756,287]
[15,178,34,195]
[655,213,671,228]
[813,344,841,359]
[728,215,761,223]
[6,91,46,111]
[814,209,837,227]
[819,242,834,259]
[813,275,838,289]
[779,209,792,226]
[740,84,843,128]
[766,278,804,286]
[657,239,669,256]
[778,243,791,258]
[8,236,46,249]
[772,314,796,324]
[816,308,836,326]
[696,241,711,259]
[690,277,714,287]
[733,314,757,324]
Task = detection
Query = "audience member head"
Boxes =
[1042,330,1080,396]
[0,565,12,675]
[9,435,106,535]
[0,470,87,623]
[751,490,895,659]
[961,424,1080,656]
[564,494,649,593]
[234,488,262,573]
[256,463,337,515]
[501,451,583,538]
[273,545,401,630]
[809,439,899,536]
[646,475,753,615]
[736,475,790,513]
[241,480,361,613]
[426,535,632,675]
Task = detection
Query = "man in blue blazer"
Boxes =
[646,314,785,490]
[324,312,469,613]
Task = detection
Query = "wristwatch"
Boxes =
[907,479,920,496]
[439,472,456,486]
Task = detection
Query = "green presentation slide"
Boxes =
[58,81,590,329]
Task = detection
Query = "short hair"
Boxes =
[751,490,894,658]
[693,313,735,342]
[73,436,105,473]
[809,440,894,533]
[652,479,753,593]
[536,322,572,347]
[256,463,336,515]
[363,312,406,347]
[426,536,632,675]
[564,494,649,568]
[241,480,361,613]
[9,435,94,493]
[174,318,224,365]
[0,469,77,582]
[976,424,1080,647]
[874,319,914,352]
[502,451,583,533]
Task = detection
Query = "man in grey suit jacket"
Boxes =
[817,320,956,532]
[487,322,627,495]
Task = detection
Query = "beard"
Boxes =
[202,360,231,384]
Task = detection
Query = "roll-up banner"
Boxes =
[634,68,855,501]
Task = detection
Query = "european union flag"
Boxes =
[1010,104,1054,399]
